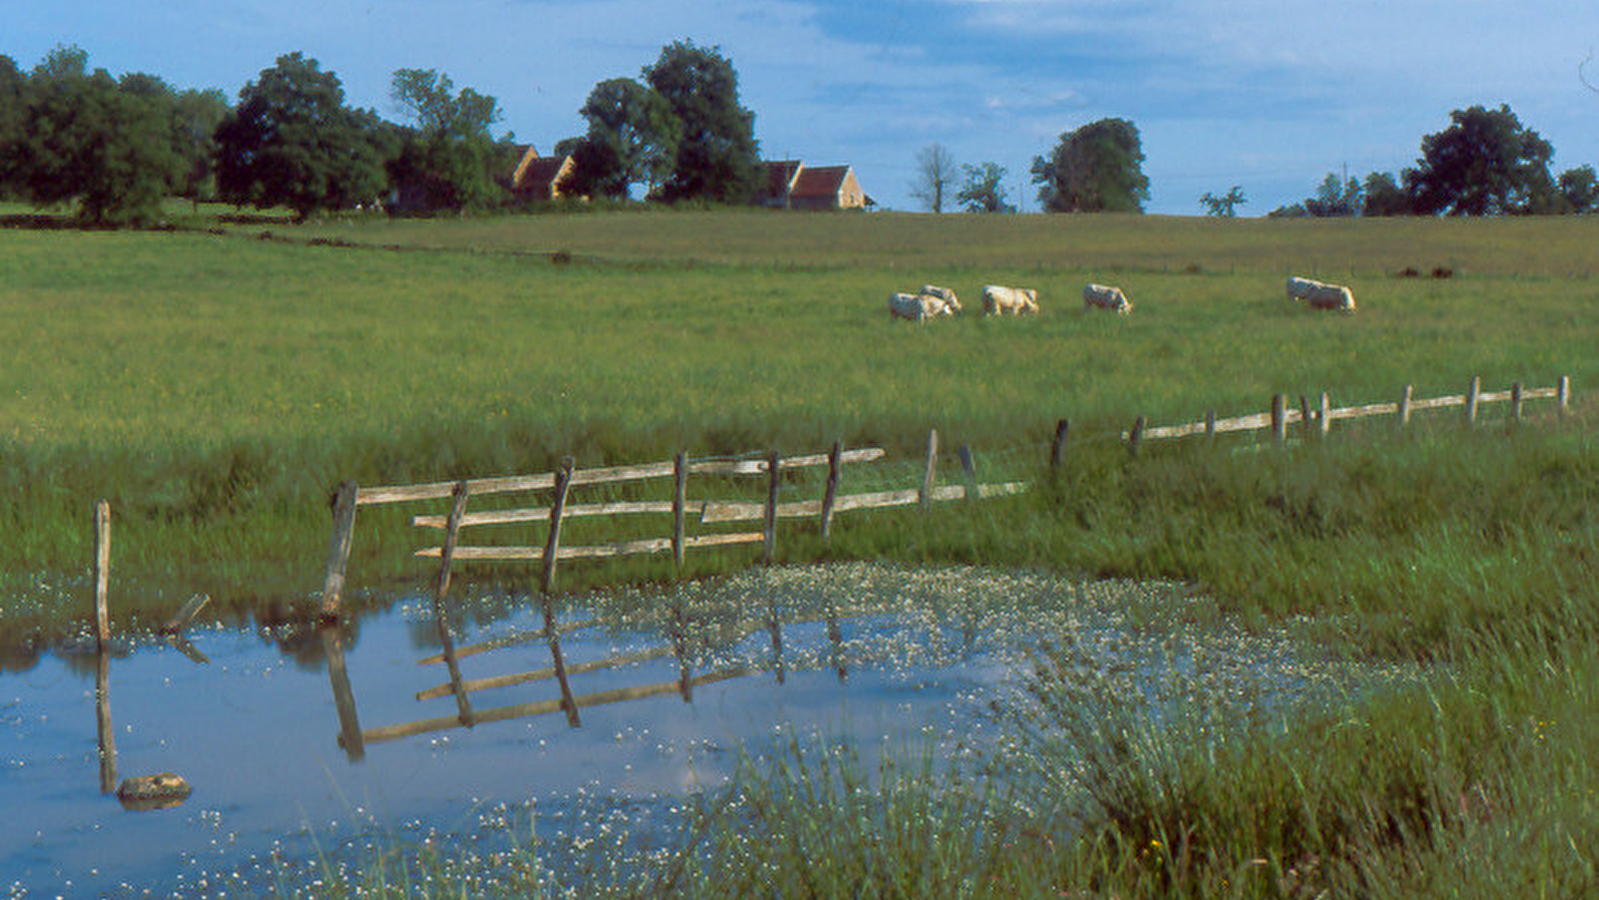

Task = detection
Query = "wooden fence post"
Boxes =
[1270,394,1286,445]
[958,444,978,502]
[1511,382,1524,424]
[1298,395,1314,441]
[1466,375,1481,426]
[1049,419,1070,469]
[1558,375,1571,416]
[1318,392,1331,439]
[1204,410,1217,443]
[433,481,475,727]
[820,441,842,539]
[1397,384,1413,429]
[96,650,116,793]
[673,452,688,569]
[94,499,111,648]
[319,481,358,621]
[1128,416,1146,456]
[920,429,938,509]
[763,450,780,565]
[541,458,574,595]
[320,625,365,762]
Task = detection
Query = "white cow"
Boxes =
[888,291,955,322]
[918,284,961,313]
[1286,276,1356,312]
[982,284,1039,316]
[1082,283,1132,315]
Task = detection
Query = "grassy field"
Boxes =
[2,207,1595,896]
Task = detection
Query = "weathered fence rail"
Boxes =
[318,436,1026,619]
[1122,376,1570,449]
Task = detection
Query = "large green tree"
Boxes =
[215,53,390,220]
[6,46,186,225]
[1403,104,1557,216]
[565,77,680,199]
[0,56,27,197]
[386,68,505,212]
[643,41,760,204]
[1031,118,1149,213]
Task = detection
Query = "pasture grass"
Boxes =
[2,209,1595,896]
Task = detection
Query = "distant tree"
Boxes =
[1403,104,1557,215]
[910,143,959,213]
[0,56,27,197]
[7,45,186,225]
[171,87,230,206]
[1362,171,1410,216]
[1306,173,1362,217]
[1200,185,1246,217]
[386,68,505,212]
[215,53,390,220]
[1031,118,1149,213]
[565,77,680,199]
[1557,165,1599,213]
[644,41,760,204]
[955,162,1013,213]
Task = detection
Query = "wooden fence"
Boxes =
[1120,376,1571,452]
[318,434,1026,620]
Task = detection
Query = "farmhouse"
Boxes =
[754,160,870,210]
[510,145,577,202]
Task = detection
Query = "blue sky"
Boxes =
[9,0,1599,214]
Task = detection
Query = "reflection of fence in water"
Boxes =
[326,594,873,758]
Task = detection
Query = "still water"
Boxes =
[1,563,1344,898]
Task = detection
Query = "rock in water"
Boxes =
[116,772,192,811]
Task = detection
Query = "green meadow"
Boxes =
[2,208,1595,896]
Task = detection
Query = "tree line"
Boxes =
[0,41,762,226]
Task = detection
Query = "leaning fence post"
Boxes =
[1270,394,1286,445]
[1128,416,1146,456]
[1466,375,1481,426]
[94,499,111,649]
[434,481,475,728]
[1558,375,1571,416]
[541,458,574,595]
[1049,419,1070,470]
[672,452,688,569]
[763,451,781,565]
[820,441,842,539]
[319,481,358,621]
[1511,382,1524,424]
[920,429,938,509]
[958,444,978,502]
[1397,384,1413,430]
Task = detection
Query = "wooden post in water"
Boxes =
[94,500,111,649]
[543,608,581,728]
[320,625,365,762]
[820,441,842,539]
[1397,384,1413,429]
[920,429,938,509]
[1511,382,1524,424]
[319,481,358,621]
[1466,375,1481,426]
[96,650,116,793]
[1558,376,1571,416]
[433,481,475,728]
[1049,419,1070,469]
[763,450,780,566]
[1128,416,1146,456]
[1270,394,1286,445]
[672,452,688,569]
[958,444,978,502]
[541,458,574,595]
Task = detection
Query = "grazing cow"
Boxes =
[1286,276,1356,312]
[888,291,955,322]
[918,284,962,313]
[1082,283,1132,315]
[982,284,1039,316]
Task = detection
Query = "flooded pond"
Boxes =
[2,563,1373,898]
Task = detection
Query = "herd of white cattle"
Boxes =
[887,276,1356,322]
